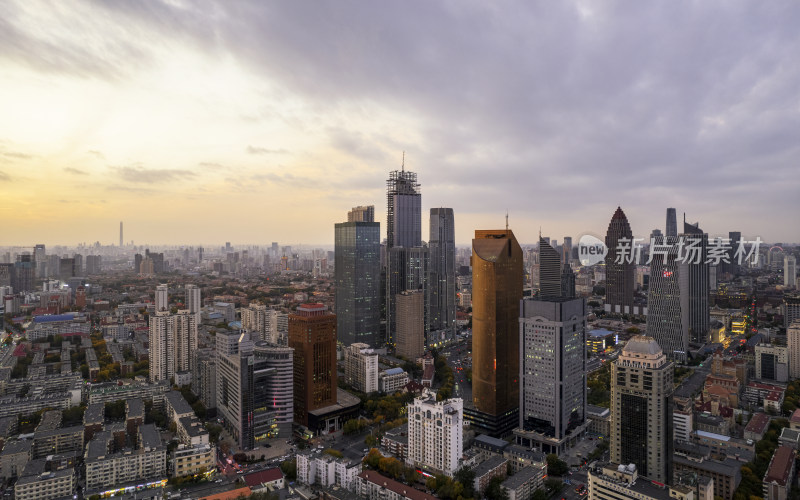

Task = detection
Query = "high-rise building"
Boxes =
[680,220,710,344]
[610,336,674,483]
[666,208,677,238]
[562,237,573,262]
[755,344,789,383]
[788,323,800,380]
[785,256,797,289]
[647,235,688,362]
[335,216,381,347]
[605,207,635,314]
[560,261,576,299]
[33,244,46,279]
[344,343,379,393]
[185,284,201,323]
[347,205,375,223]
[727,231,742,275]
[470,228,523,435]
[784,294,800,329]
[395,290,425,361]
[155,284,169,312]
[386,169,421,249]
[406,395,463,477]
[385,168,424,347]
[516,297,587,454]
[289,304,337,426]
[428,208,456,342]
[241,303,279,344]
[148,310,198,383]
[538,237,561,298]
[14,254,35,293]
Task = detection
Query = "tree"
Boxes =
[546,454,569,476]
[454,466,476,498]
[323,448,344,459]
[484,476,509,500]
[280,459,297,480]
[364,449,382,469]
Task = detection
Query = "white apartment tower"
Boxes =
[149,310,198,383]
[185,284,202,322]
[155,284,169,312]
[786,256,797,289]
[406,395,463,477]
[789,322,800,380]
[344,343,379,393]
[241,303,279,344]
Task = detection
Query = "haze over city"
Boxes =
[1,1,799,246]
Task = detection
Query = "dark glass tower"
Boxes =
[538,237,562,298]
[611,336,674,483]
[680,220,710,344]
[335,209,381,347]
[428,208,456,343]
[385,168,423,347]
[471,229,523,421]
[605,207,635,314]
[666,208,677,238]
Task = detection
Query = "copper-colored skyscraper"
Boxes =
[471,229,523,434]
[289,303,337,426]
[605,207,635,314]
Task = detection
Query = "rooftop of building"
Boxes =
[0,439,32,456]
[472,455,508,477]
[780,428,800,442]
[308,388,361,417]
[790,409,800,425]
[588,328,614,337]
[32,314,80,323]
[384,367,406,376]
[243,467,283,488]
[672,454,741,476]
[358,470,436,500]
[695,430,730,442]
[165,390,194,416]
[587,405,611,417]
[140,423,161,449]
[127,397,144,417]
[501,464,543,490]
[36,410,62,431]
[623,336,662,355]
[504,444,546,462]
[591,465,686,500]
[179,416,207,438]
[765,446,796,485]
[745,413,771,434]
[474,434,510,450]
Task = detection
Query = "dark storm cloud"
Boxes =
[6,0,800,241]
[165,0,798,240]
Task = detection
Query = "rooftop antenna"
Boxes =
[505,211,509,231]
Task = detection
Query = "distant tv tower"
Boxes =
[119,221,123,247]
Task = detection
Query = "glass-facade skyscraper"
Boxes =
[335,209,381,347]
[428,208,456,343]
[605,207,635,314]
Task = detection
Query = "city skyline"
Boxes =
[1,2,799,245]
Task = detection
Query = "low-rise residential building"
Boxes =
[380,368,410,394]
[763,445,796,500]
[14,459,75,500]
[243,468,285,492]
[172,443,215,478]
[779,428,800,450]
[84,424,166,491]
[297,451,362,491]
[673,452,741,500]
[0,439,32,479]
[587,404,611,437]
[356,470,436,500]
[382,425,409,460]
[472,455,508,494]
[744,413,771,442]
[502,445,546,476]
[33,425,84,459]
[501,465,545,500]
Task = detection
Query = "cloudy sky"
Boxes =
[1,1,798,247]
